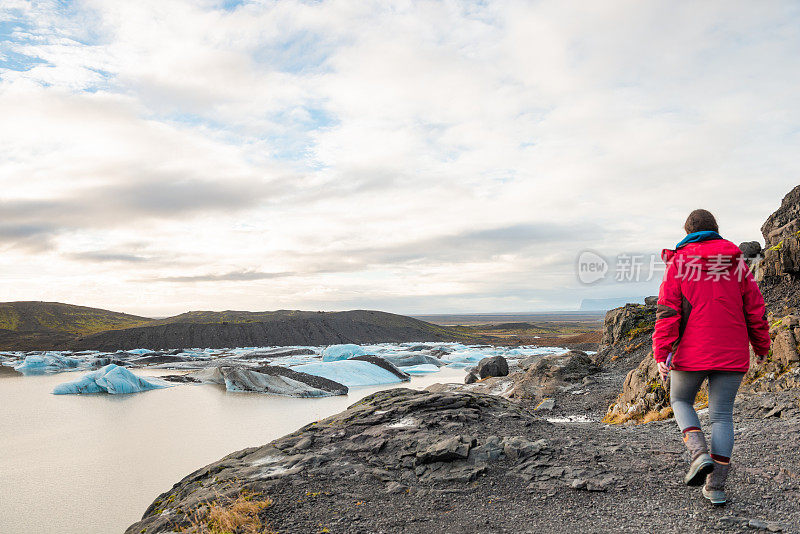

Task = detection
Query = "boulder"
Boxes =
[644,296,658,306]
[416,436,473,464]
[739,241,762,259]
[474,355,509,379]
[464,355,509,384]
[508,350,599,399]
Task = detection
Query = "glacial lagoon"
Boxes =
[0,343,564,533]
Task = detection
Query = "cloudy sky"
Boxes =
[0,0,798,317]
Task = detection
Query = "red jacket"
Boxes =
[653,238,770,372]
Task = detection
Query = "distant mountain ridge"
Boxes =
[0,302,475,351]
[579,297,645,311]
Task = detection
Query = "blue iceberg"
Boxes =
[321,344,366,362]
[53,364,171,395]
[293,360,404,387]
[402,364,441,375]
[15,353,80,375]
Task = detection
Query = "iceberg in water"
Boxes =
[321,344,366,362]
[293,359,406,387]
[53,364,171,395]
[15,353,80,375]
[192,365,347,397]
[402,364,441,375]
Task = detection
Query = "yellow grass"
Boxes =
[181,491,274,534]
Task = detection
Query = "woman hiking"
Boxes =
[653,209,771,506]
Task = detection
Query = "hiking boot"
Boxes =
[683,431,714,486]
[702,461,730,505]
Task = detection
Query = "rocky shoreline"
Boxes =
[125,382,799,533]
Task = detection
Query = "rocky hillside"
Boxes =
[68,310,475,351]
[0,303,477,351]
[0,301,151,350]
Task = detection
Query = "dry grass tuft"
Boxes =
[603,406,673,425]
[181,491,274,534]
[641,406,673,424]
[694,389,709,409]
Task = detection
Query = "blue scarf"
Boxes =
[675,230,722,249]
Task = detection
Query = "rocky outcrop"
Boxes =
[743,315,800,393]
[125,389,622,534]
[755,185,800,313]
[464,355,509,384]
[593,300,656,368]
[761,185,800,246]
[507,350,599,399]
[603,356,679,424]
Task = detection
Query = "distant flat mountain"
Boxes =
[0,302,475,351]
[579,297,645,311]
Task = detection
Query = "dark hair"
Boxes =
[684,209,719,234]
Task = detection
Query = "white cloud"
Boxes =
[0,0,798,315]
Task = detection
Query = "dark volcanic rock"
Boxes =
[604,354,674,424]
[508,350,600,399]
[125,389,572,534]
[755,185,800,313]
[593,301,656,369]
[380,353,444,368]
[740,241,763,259]
[350,354,411,381]
[761,185,800,247]
[465,355,509,384]
[0,365,21,377]
[130,353,189,366]
[238,348,316,360]
[161,374,201,384]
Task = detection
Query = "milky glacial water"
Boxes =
[0,366,468,534]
